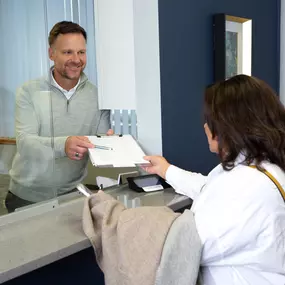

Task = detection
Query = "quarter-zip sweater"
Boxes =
[9,70,110,202]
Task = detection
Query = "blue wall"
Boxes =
[3,248,105,285]
[159,0,280,174]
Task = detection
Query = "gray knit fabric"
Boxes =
[83,192,202,285]
[9,69,110,202]
[155,210,202,285]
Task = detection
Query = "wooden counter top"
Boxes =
[0,137,16,145]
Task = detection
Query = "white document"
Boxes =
[96,176,118,188]
[88,135,150,167]
[142,185,164,192]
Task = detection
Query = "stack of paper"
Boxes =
[88,135,150,168]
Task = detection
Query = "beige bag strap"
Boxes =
[249,165,285,202]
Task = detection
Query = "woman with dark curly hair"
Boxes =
[144,75,285,285]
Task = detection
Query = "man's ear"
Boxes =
[48,47,54,60]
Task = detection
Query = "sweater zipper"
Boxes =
[66,91,77,113]
[49,82,84,113]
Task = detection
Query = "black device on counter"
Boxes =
[127,174,171,193]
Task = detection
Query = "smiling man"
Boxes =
[6,21,111,212]
[49,25,87,91]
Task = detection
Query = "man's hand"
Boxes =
[143,155,171,179]
[106,129,114,136]
[65,136,94,160]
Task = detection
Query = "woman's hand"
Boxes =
[143,155,171,179]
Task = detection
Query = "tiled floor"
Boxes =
[0,174,9,216]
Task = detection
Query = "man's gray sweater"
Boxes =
[9,71,110,202]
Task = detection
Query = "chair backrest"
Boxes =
[155,210,202,285]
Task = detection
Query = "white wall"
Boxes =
[94,0,162,155]
[94,0,137,110]
[0,0,162,162]
[133,0,162,155]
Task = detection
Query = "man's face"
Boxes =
[49,33,87,81]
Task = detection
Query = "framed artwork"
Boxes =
[213,14,252,81]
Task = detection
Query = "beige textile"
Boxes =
[83,191,180,285]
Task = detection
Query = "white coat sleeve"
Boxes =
[165,165,207,200]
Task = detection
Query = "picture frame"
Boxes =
[213,14,252,81]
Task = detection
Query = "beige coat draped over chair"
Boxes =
[83,191,201,285]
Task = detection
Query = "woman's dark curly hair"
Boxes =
[204,74,285,171]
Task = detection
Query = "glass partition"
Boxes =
[0,0,140,218]
[0,0,105,216]
[0,0,57,215]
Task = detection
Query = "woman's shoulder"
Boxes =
[212,162,285,204]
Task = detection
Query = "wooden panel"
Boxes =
[0,137,16,145]
[226,15,250,23]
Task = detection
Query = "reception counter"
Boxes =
[0,184,192,284]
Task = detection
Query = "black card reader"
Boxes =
[127,174,171,193]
